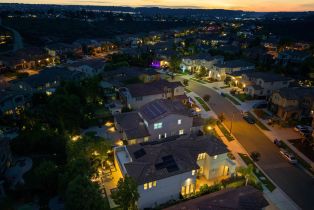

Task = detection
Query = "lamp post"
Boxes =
[230,112,235,134]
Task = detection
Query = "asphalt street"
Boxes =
[185,78,314,210]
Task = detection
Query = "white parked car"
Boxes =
[280,149,298,164]
[294,125,312,132]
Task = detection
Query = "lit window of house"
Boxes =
[192,170,196,175]
[144,137,149,142]
[213,155,218,160]
[197,153,206,160]
[179,129,184,135]
[144,181,157,190]
[154,122,163,129]
[178,119,182,125]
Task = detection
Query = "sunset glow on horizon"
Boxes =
[2,0,314,12]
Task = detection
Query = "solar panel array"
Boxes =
[155,155,179,173]
[142,102,167,119]
[133,148,146,159]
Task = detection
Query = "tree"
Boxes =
[111,176,139,210]
[32,160,58,192]
[218,113,226,123]
[65,175,106,210]
[236,164,257,186]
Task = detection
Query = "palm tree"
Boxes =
[236,164,257,186]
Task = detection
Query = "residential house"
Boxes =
[0,47,53,71]
[13,67,84,93]
[180,53,224,74]
[240,72,294,99]
[103,67,142,86]
[45,42,83,60]
[269,87,314,121]
[277,50,311,65]
[164,186,269,210]
[214,59,255,74]
[0,85,32,116]
[119,79,184,109]
[115,98,198,144]
[67,59,106,76]
[138,69,160,83]
[113,135,236,209]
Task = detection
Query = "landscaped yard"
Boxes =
[232,93,252,102]
[191,78,206,84]
[217,123,234,141]
[195,96,210,111]
[238,153,276,192]
[223,94,241,105]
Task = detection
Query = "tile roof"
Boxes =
[126,79,182,97]
[164,186,268,210]
[244,72,293,82]
[275,87,314,100]
[139,99,191,124]
[215,59,254,68]
[123,135,229,184]
[115,111,150,139]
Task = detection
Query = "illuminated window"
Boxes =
[144,137,149,142]
[213,155,218,160]
[179,129,184,135]
[144,183,148,190]
[192,170,196,176]
[178,119,182,125]
[197,153,206,160]
[144,181,157,190]
[153,181,157,187]
[154,122,163,130]
[149,182,152,188]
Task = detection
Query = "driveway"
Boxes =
[180,78,314,210]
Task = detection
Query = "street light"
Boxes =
[230,112,235,134]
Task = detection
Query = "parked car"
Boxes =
[280,149,297,164]
[274,139,282,147]
[253,102,267,109]
[294,125,312,132]
[300,129,312,137]
[243,115,256,124]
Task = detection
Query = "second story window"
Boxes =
[154,122,163,130]
[178,119,182,125]
[197,153,206,160]
[144,181,157,190]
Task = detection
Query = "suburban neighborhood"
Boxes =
[0,2,314,210]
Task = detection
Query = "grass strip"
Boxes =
[238,153,276,192]
[217,123,234,142]
[195,96,210,111]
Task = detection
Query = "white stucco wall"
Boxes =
[137,171,196,209]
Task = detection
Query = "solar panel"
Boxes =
[155,155,179,173]
[133,148,146,159]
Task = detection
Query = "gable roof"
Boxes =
[123,135,229,184]
[275,87,314,100]
[215,59,254,68]
[244,72,293,82]
[139,99,191,124]
[115,111,150,139]
[126,80,182,97]
[164,186,268,210]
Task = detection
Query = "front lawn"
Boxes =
[232,93,252,102]
[195,96,210,111]
[217,123,234,141]
[223,94,241,105]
